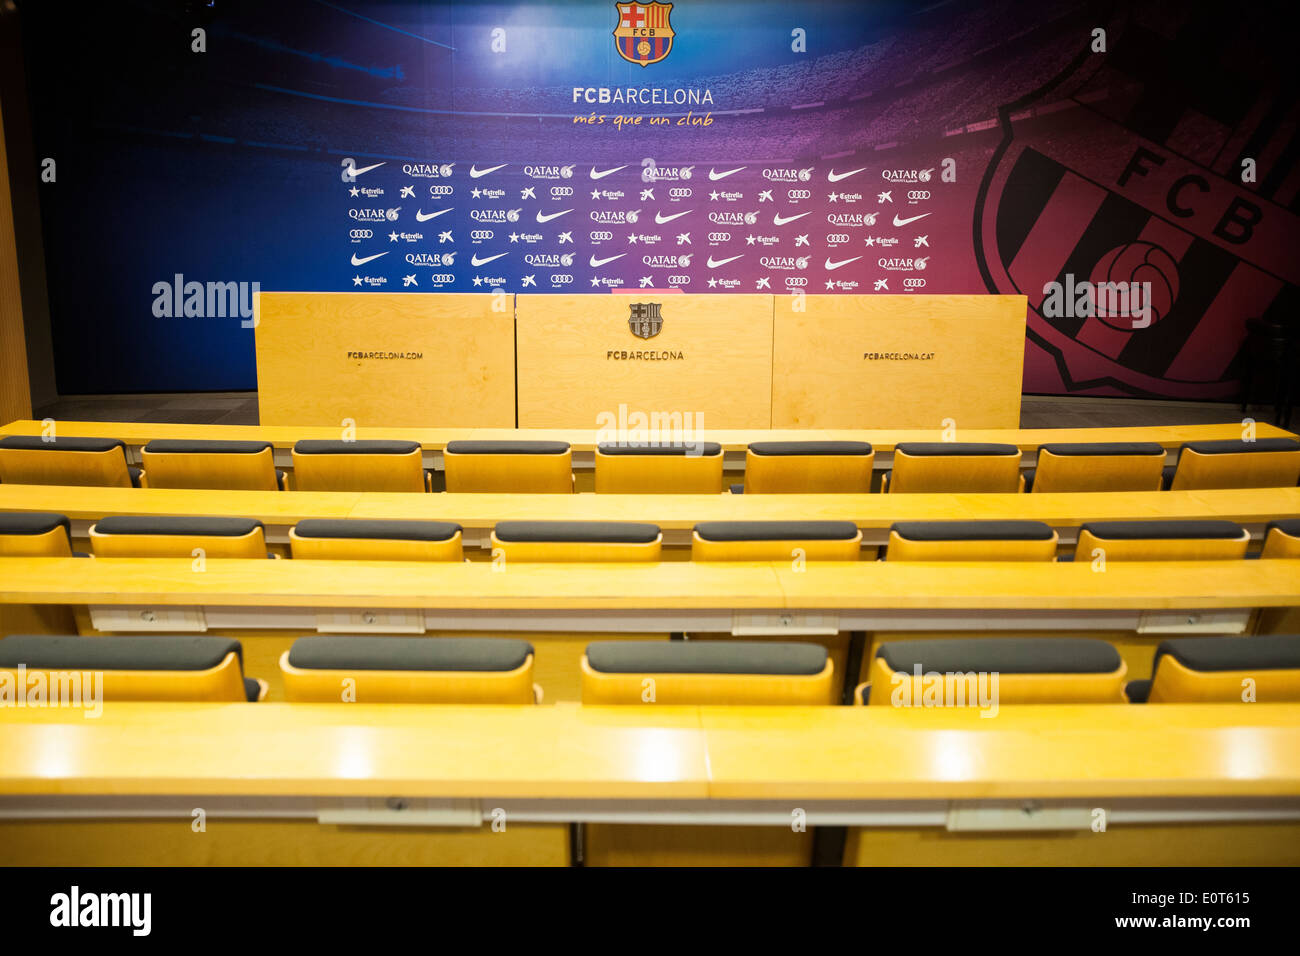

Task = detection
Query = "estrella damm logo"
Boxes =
[614,2,675,67]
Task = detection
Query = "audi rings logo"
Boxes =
[429,184,453,197]
[349,229,374,239]
[825,233,850,244]
[708,232,731,243]
[470,230,494,240]
[551,186,574,198]
[551,274,574,285]
[668,275,691,285]
[903,278,926,288]
[785,277,808,287]
[428,274,455,284]
[590,230,614,241]
[668,187,692,198]
[908,190,931,201]
[787,189,811,200]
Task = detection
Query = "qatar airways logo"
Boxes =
[762,167,813,183]
[403,163,454,178]
[524,165,574,179]
[881,169,934,183]
[590,209,641,224]
[469,208,522,223]
[406,252,456,266]
[708,211,758,225]
[827,212,877,227]
[759,256,810,270]
[642,254,692,268]
[524,253,576,267]
[641,163,694,182]
[878,256,930,271]
[349,208,400,222]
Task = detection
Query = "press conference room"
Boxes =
[0,0,1297,910]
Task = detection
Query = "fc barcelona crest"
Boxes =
[628,302,664,339]
[614,3,675,68]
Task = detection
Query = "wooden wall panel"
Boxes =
[772,294,1027,428]
[515,293,773,429]
[0,93,32,423]
[254,292,515,428]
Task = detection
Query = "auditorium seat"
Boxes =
[882,442,1022,493]
[289,519,463,561]
[0,512,75,556]
[742,441,874,493]
[140,439,283,491]
[1127,635,1300,703]
[884,520,1058,561]
[593,442,724,493]
[0,634,265,702]
[1074,520,1249,561]
[280,635,537,703]
[581,640,834,704]
[89,516,269,558]
[1261,519,1300,558]
[290,439,429,492]
[491,520,662,562]
[0,435,139,488]
[691,520,861,561]
[1168,438,1300,490]
[442,440,573,493]
[857,637,1127,705]
[1029,442,1165,493]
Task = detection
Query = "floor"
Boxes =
[27,392,1281,430]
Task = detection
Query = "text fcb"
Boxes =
[614,2,675,67]
[628,302,664,338]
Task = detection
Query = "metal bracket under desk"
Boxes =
[2,795,1297,830]
[84,605,1254,635]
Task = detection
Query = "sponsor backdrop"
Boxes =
[21,0,1299,397]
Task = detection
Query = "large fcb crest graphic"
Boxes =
[973,11,1299,399]
[614,3,675,67]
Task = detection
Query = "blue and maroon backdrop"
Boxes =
[19,0,1299,398]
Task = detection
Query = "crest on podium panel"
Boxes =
[628,302,664,339]
[613,3,675,67]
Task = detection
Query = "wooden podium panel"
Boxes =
[515,294,773,429]
[771,295,1027,428]
[254,293,515,428]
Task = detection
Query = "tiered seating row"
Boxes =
[3,428,1299,494]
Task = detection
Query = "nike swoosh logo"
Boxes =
[654,210,692,224]
[469,164,507,178]
[827,167,867,182]
[350,252,388,266]
[824,256,862,271]
[589,253,625,267]
[709,166,745,180]
[415,208,453,222]
[707,255,743,268]
[535,209,573,223]
[348,162,384,177]
[470,252,507,266]
[590,165,627,180]
[892,213,931,226]
[773,212,811,225]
